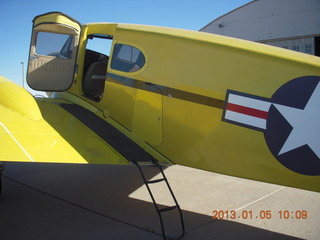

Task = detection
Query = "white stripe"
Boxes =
[223,186,285,219]
[225,110,266,129]
[234,186,285,212]
[228,94,271,111]
[0,122,34,162]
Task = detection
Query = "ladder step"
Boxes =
[133,159,185,239]
[159,205,178,213]
[147,178,165,184]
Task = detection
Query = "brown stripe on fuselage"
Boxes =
[107,73,224,109]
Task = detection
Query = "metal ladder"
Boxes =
[133,159,185,240]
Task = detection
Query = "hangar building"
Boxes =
[200,0,320,56]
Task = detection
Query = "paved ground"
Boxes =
[0,162,319,240]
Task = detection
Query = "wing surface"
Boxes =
[0,76,158,165]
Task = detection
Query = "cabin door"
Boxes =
[132,86,163,146]
[27,12,81,91]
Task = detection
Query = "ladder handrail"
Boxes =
[133,159,185,240]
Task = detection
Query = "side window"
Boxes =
[35,32,74,59]
[111,44,146,72]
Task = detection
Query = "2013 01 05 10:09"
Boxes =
[212,210,308,220]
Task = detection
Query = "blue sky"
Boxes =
[0,0,251,93]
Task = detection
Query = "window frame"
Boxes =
[110,42,147,73]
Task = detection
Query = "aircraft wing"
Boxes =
[0,76,163,165]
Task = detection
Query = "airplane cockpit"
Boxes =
[82,34,112,101]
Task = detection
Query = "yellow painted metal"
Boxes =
[70,23,117,94]
[104,24,320,192]
[0,76,127,164]
[110,24,320,97]
[132,88,162,146]
[51,91,171,166]
[157,96,320,192]
[33,12,81,33]
[102,79,136,130]
[0,76,42,120]
[2,12,320,192]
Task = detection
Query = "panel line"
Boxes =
[0,122,34,162]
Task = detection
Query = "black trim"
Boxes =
[88,34,113,40]
[107,73,225,109]
[60,104,154,163]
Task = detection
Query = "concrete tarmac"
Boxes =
[0,162,319,240]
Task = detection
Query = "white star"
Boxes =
[273,82,320,158]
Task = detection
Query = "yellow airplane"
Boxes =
[1,11,320,196]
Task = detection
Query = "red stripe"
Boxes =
[227,103,268,119]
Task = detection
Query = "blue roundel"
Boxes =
[264,76,320,176]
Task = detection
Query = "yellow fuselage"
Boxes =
[1,12,319,192]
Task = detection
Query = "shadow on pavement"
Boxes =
[0,163,302,240]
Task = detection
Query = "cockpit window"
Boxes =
[110,44,145,72]
[35,31,74,59]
